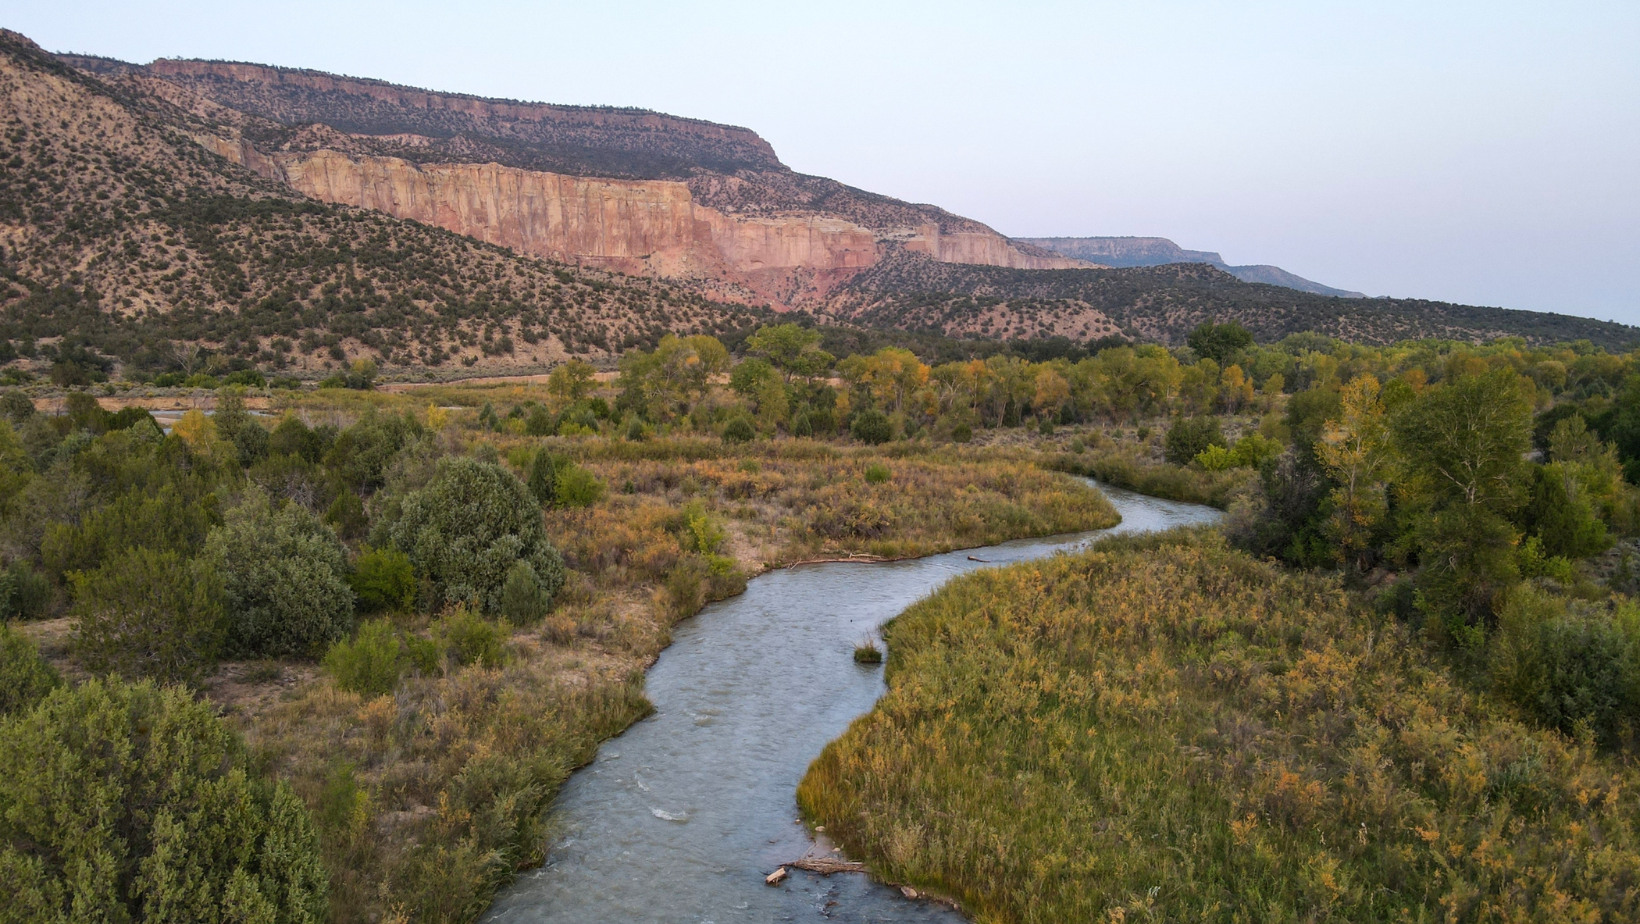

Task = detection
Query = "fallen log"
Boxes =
[786,856,868,875]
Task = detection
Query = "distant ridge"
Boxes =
[1018,236,1366,299]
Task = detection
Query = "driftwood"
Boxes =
[786,856,868,875]
[966,555,990,562]
[774,855,963,911]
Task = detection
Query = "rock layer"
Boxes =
[230,146,1080,305]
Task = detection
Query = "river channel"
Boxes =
[483,481,1222,923]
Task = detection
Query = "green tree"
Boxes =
[71,549,227,686]
[526,451,559,506]
[205,491,355,658]
[388,457,566,614]
[0,679,328,923]
[1163,416,1226,464]
[746,323,832,381]
[499,560,553,626]
[850,409,893,445]
[545,359,596,410]
[1393,369,1535,631]
[1187,321,1254,364]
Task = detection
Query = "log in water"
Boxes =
[483,481,1221,923]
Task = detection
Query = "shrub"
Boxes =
[0,559,51,620]
[1163,416,1226,464]
[205,490,355,658]
[323,619,405,697]
[0,623,59,716]
[499,560,553,626]
[389,457,566,613]
[851,409,893,445]
[435,607,509,668]
[0,679,328,923]
[664,553,746,617]
[0,390,33,426]
[326,488,368,540]
[351,546,416,613]
[679,500,727,554]
[952,423,973,443]
[1493,589,1640,745]
[525,406,555,436]
[526,450,558,506]
[555,463,605,509]
[722,416,755,443]
[71,548,227,686]
[864,463,892,485]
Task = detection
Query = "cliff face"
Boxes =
[244,147,1077,305]
[1016,236,1223,268]
[143,59,783,177]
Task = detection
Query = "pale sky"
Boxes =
[6,1,1638,322]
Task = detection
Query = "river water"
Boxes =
[483,481,1221,923]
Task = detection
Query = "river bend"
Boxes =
[484,481,1221,923]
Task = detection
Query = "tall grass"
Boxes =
[799,529,1640,922]
[1054,447,1253,509]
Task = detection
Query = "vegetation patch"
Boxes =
[799,531,1640,922]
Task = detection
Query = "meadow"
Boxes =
[798,529,1640,922]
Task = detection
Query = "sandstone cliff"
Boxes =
[219,145,1080,306]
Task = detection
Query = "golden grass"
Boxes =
[798,530,1640,923]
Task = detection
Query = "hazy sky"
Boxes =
[7,1,1638,322]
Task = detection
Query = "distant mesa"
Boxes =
[1018,237,1366,299]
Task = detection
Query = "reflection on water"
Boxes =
[483,481,1221,923]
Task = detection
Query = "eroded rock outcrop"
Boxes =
[236,147,1080,305]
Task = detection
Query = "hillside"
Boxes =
[1019,235,1366,298]
[0,31,764,380]
[47,52,1078,313]
[819,249,1639,349]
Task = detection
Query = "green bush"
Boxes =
[1163,416,1226,464]
[851,409,893,445]
[678,499,727,555]
[0,623,59,716]
[864,463,892,485]
[0,679,328,923]
[389,457,566,613]
[721,416,756,443]
[205,490,355,658]
[0,390,33,426]
[71,548,227,686]
[525,406,555,436]
[436,607,509,669]
[499,560,552,626]
[526,451,558,506]
[325,488,368,540]
[0,559,51,620]
[1494,589,1640,745]
[351,546,416,613]
[323,619,405,697]
[554,463,605,509]
[952,423,973,443]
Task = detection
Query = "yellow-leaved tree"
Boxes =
[1316,374,1392,571]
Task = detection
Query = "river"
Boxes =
[483,481,1221,923]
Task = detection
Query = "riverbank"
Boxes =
[797,529,1640,922]
[482,482,1218,923]
[216,433,1120,923]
